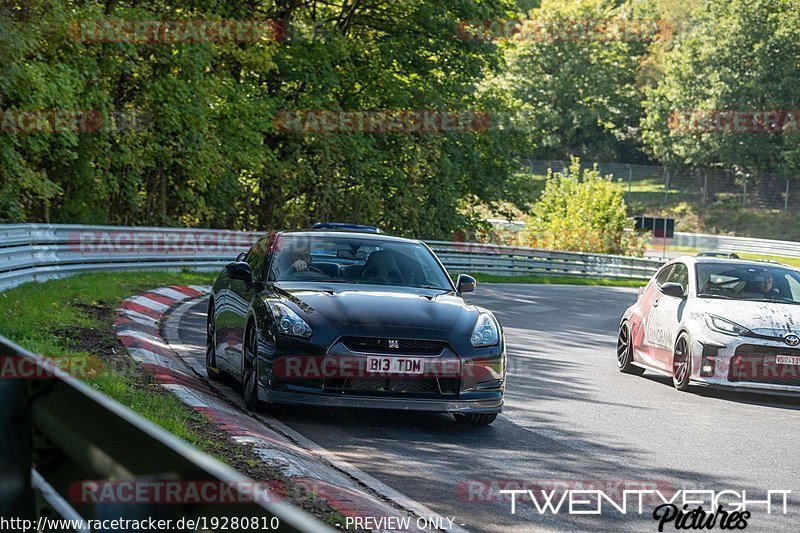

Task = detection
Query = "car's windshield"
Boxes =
[696,263,800,304]
[267,235,453,290]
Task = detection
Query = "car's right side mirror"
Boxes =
[456,274,477,293]
[661,282,686,298]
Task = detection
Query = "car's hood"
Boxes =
[700,298,800,336]
[269,282,480,339]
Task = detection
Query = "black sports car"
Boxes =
[207,230,506,425]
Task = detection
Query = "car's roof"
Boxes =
[310,222,381,233]
[277,229,420,244]
[696,250,738,256]
[674,255,793,270]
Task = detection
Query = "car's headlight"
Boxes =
[705,314,749,336]
[471,312,500,348]
[270,302,313,338]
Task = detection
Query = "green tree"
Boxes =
[499,0,654,162]
[0,0,529,240]
[641,0,800,177]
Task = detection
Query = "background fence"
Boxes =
[522,158,799,212]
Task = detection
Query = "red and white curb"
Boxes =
[115,286,459,532]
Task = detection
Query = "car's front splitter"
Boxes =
[259,387,503,413]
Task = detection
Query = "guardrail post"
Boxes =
[743,181,747,207]
[703,173,708,203]
[0,373,34,519]
[785,179,790,212]
[626,164,632,205]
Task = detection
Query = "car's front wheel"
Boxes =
[243,326,265,411]
[454,413,497,425]
[672,333,692,391]
[242,325,286,414]
[206,304,222,381]
[617,321,645,375]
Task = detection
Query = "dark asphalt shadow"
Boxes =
[642,372,800,411]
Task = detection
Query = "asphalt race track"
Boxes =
[174,284,800,532]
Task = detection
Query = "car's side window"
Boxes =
[655,265,674,287]
[785,274,800,301]
[667,263,689,289]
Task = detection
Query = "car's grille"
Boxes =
[346,377,440,394]
[728,345,800,386]
[341,337,446,355]
[329,376,459,396]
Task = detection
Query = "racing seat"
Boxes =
[360,250,405,284]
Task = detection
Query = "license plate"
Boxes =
[776,355,800,366]
[366,356,424,375]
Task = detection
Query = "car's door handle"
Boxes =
[653,299,660,308]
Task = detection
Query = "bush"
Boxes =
[525,158,648,256]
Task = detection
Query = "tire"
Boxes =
[672,333,692,391]
[243,326,264,412]
[454,413,498,426]
[242,326,286,414]
[617,322,645,375]
[206,304,222,381]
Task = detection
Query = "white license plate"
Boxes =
[366,356,424,374]
[776,355,800,366]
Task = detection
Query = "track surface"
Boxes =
[175,285,800,532]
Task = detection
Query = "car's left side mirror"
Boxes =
[226,261,252,281]
[456,274,477,293]
[661,282,686,298]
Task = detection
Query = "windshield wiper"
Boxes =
[699,294,737,300]
[742,296,800,305]
[413,285,451,291]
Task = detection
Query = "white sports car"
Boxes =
[618,256,800,394]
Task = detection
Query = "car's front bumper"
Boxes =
[691,332,800,395]
[258,387,504,413]
[690,380,800,397]
[257,335,506,413]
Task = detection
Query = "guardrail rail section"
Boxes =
[0,224,667,291]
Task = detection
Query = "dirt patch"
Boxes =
[51,325,118,355]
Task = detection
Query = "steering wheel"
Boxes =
[305,265,324,274]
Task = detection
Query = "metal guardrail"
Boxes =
[0,224,265,291]
[0,336,328,531]
[672,232,800,258]
[426,241,663,279]
[0,224,664,290]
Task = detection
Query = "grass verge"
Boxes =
[0,271,346,527]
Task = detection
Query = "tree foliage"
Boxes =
[0,0,528,239]
[499,0,654,162]
[641,0,800,177]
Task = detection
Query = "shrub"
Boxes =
[525,158,648,256]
